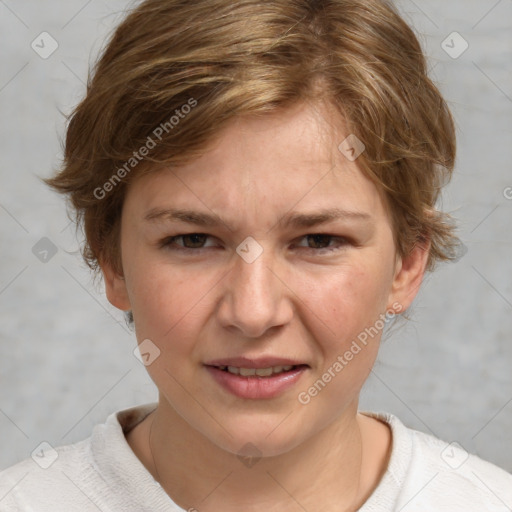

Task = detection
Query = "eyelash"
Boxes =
[159,233,352,254]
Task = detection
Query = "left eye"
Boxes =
[160,233,349,252]
[295,234,348,251]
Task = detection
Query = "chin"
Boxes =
[205,416,311,459]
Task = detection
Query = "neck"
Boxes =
[147,396,366,512]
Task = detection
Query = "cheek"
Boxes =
[127,264,208,391]
[298,270,388,403]
[126,259,218,345]
[305,264,391,346]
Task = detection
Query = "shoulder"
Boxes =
[406,423,512,509]
[0,438,94,511]
[0,403,160,512]
[363,411,512,511]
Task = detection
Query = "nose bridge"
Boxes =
[219,238,291,337]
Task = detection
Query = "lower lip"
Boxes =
[205,365,308,399]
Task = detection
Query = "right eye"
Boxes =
[159,233,218,252]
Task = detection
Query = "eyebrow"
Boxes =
[144,207,372,231]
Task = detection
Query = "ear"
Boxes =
[100,257,131,312]
[387,240,430,312]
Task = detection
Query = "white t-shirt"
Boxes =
[1,403,511,511]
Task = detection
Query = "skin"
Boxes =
[101,100,429,512]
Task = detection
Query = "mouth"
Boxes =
[204,358,310,399]
[212,364,308,377]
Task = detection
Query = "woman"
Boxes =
[1,0,511,510]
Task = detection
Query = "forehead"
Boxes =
[123,102,388,227]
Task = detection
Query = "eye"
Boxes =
[160,233,216,251]
[294,234,350,252]
[159,233,351,254]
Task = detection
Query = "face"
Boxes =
[103,101,427,457]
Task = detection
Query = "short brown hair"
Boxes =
[45,0,460,279]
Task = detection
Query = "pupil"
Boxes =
[309,234,330,249]
[184,234,206,248]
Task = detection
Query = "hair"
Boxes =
[45,0,461,287]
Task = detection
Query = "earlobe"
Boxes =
[388,241,430,312]
[100,258,131,312]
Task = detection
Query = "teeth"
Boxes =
[239,367,256,376]
[227,366,240,375]
[220,365,297,377]
[255,367,273,377]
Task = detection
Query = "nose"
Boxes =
[216,243,294,339]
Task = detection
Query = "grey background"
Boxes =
[0,0,511,474]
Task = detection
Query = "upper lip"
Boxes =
[204,357,309,369]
